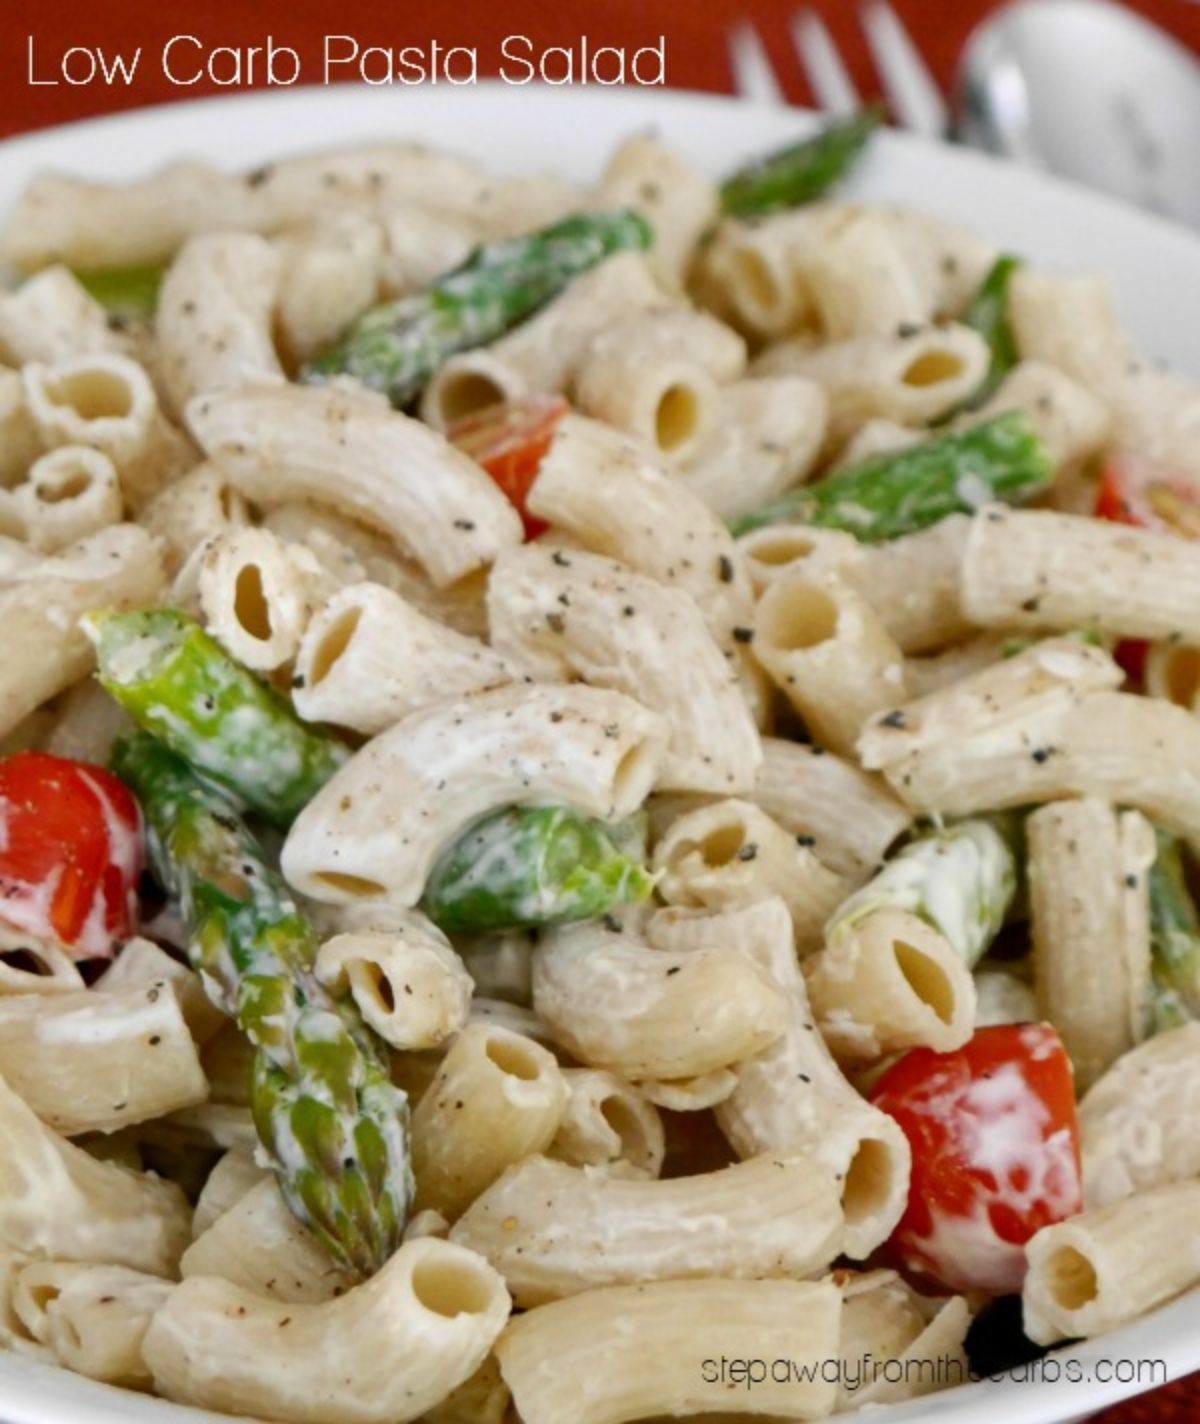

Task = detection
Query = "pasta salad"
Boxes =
[0,108,1196,1423]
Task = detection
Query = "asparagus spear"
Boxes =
[84,608,348,830]
[827,817,1018,967]
[302,209,652,407]
[73,263,163,322]
[949,255,1024,415]
[1146,828,1200,1033]
[112,732,411,1275]
[731,410,1054,541]
[422,805,655,934]
[719,109,881,218]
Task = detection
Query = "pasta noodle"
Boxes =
[283,681,668,906]
[450,1151,843,1304]
[649,899,910,1258]
[410,1023,569,1221]
[488,544,761,794]
[144,1236,511,1424]
[294,580,513,734]
[532,917,788,1080]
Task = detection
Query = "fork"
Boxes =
[728,3,951,140]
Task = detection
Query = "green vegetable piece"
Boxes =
[112,733,411,1275]
[953,254,1024,414]
[731,410,1054,541]
[302,209,653,407]
[1147,828,1200,1034]
[73,264,163,321]
[422,805,655,934]
[828,816,1018,967]
[85,608,348,828]
[719,109,881,218]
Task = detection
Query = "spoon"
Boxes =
[955,0,1200,227]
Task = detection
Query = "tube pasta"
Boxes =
[144,1236,511,1424]
[21,352,194,508]
[0,145,490,270]
[965,360,1111,474]
[0,267,123,364]
[1078,1024,1200,1208]
[532,918,788,1080]
[547,1068,664,1178]
[655,899,910,1257]
[410,1023,568,1221]
[182,1178,356,1304]
[276,211,385,362]
[294,580,513,734]
[187,382,523,586]
[694,209,834,340]
[963,506,1200,644]
[261,501,491,639]
[751,737,911,881]
[526,414,755,656]
[488,544,760,794]
[1009,268,1200,481]
[422,253,665,427]
[0,1071,190,1274]
[0,944,85,1000]
[0,524,165,741]
[451,1151,842,1305]
[137,460,250,574]
[800,208,931,341]
[680,377,828,522]
[590,135,716,290]
[904,631,1015,699]
[380,204,479,298]
[753,571,908,755]
[12,1260,172,1388]
[784,323,991,435]
[1023,1181,1200,1346]
[1027,800,1153,1091]
[805,909,977,1063]
[282,681,668,906]
[12,446,123,553]
[156,232,284,415]
[837,1269,971,1409]
[496,1276,842,1424]
[198,1022,254,1107]
[315,916,473,1052]
[738,523,865,597]
[865,676,1200,853]
[572,307,744,463]
[0,369,44,489]
[96,936,226,1046]
[0,983,207,1136]
[196,526,331,672]
[652,798,847,952]
[191,1151,268,1239]
[853,514,973,654]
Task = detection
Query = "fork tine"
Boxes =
[727,22,787,106]
[859,0,950,137]
[790,10,861,116]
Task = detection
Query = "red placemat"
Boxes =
[0,2,1198,1421]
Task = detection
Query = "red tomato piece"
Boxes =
[870,1023,1082,1296]
[448,394,568,539]
[0,752,143,961]
[1095,456,1200,537]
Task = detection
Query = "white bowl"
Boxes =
[1,82,1199,1424]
